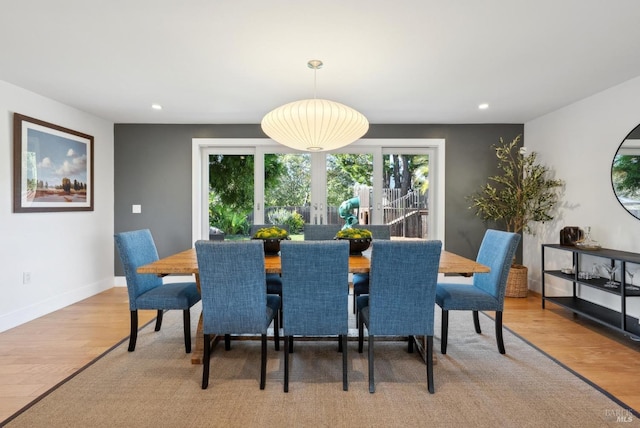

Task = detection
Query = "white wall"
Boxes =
[0,80,115,332]
[524,75,640,319]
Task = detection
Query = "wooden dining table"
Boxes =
[137,247,489,364]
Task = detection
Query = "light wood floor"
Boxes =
[1,288,639,421]
[503,293,640,411]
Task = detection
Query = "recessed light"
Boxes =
[151,104,163,110]
[478,103,489,110]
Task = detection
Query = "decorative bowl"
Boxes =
[334,227,373,255]
[253,237,289,255]
[337,237,372,255]
[252,226,290,255]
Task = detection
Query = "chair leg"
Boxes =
[338,334,343,353]
[368,334,375,393]
[288,336,294,353]
[225,334,231,350]
[154,309,163,331]
[202,333,211,389]
[407,335,414,353]
[358,314,364,353]
[260,334,267,390]
[495,311,506,354]
[183,309,191,353]
[441,310,449,355]
[426,335,434,394]
[284,335,290,392]
[273,311,280,351]
[473,310,482,333]
[128,310,138,352]
[342,334,348,391]
[354,290,363,325]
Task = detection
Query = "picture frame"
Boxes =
[13,113,94,212]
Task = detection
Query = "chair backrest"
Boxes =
[114,229,163,309]
[303,224,341,240]
[367,240,442,336]
[354,224,391,240]
[280,240,349,335]
[473,229,521,307]
[250,224,290,236]
[195,240,268,334]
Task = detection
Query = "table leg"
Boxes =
[191,273,204,364]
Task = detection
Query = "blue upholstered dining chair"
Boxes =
[435,229,520,355]
[303,224,341,241]
[357,240,442,393]
[250,224,289,296]
[195,240,281,390]
[114,229,201,353]
[351,225,391,315]
[280,240,350,392]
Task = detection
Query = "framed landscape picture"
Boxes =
[13,113,94,212]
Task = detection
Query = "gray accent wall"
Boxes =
[114,123,524,275]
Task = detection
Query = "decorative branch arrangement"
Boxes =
[469,135,563,234]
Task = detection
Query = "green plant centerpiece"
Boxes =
[252,226,290,255]
[468,135,564,297]
[335,227,373,255]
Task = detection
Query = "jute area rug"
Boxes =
[3,304,638,428]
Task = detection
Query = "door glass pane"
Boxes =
[263,153,310,238]
[327,153,374,227]
[207,154,254,239]
[382,153,430,238]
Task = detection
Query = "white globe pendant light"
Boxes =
[261,60,369,152]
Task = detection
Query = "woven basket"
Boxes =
[505,264,528,298]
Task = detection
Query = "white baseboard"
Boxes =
[0,278,113,333]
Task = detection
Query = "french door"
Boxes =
[193,139,444,242]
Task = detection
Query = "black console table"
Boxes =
[541,244,640,339]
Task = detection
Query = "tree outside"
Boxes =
[613,154,640,198]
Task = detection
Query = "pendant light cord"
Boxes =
[308,59,323,100]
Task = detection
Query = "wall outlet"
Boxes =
[22,272,31,284]
[132,204,142,214]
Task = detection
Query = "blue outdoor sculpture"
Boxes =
[338,196,360,229]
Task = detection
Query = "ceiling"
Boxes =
[2,0,640,125]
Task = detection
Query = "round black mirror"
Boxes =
[612,123,640,219]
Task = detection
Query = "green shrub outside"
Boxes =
[209,203,250,235]
[209,203,305,237]
[267,208,304,234]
